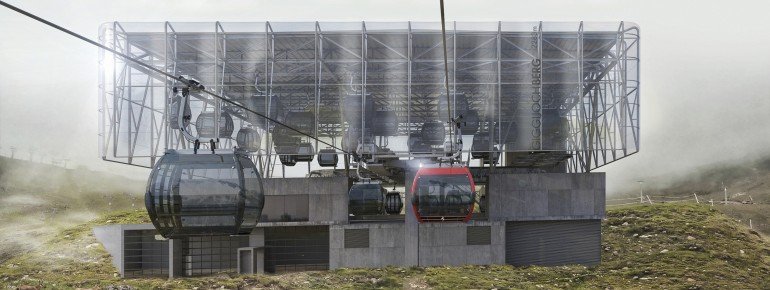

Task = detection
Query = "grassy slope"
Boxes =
[1,203,768,289]
[612,156,770,235]
[0,157,144,265]
[628,155,770,202]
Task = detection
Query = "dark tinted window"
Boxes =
[416,174,473,204]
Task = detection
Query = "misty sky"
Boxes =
[1,0,770,193]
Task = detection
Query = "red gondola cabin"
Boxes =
[410,166,475,222]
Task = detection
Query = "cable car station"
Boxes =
[92,21,639,277]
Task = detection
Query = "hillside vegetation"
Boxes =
[612,156,770,236]
[0,203,767,289]
[0,157,144,264]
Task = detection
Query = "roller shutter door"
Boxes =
[505,220,600,266]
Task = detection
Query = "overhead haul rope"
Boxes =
[439,0,458,162]
[0,0,349,155]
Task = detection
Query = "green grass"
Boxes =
[1,203,769,289]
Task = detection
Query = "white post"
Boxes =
[646,195,653,205]
[749,219,753,230]
[723,182,728,204]
[709,199,714,207]
[637,180,644,204]
[694,193,699,204]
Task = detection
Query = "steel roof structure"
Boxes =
[98,21,639,174]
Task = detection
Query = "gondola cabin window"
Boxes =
[411,167,475,222]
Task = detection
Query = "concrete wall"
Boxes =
[417,221,505,266]
[402,169,505,267]
[263,177,348,223]
[94,223,160,277]
[488,173,605,221]
[331,221,505,268]
[93,224,124,275]
[329,223,405,269]
[404,169,419,266]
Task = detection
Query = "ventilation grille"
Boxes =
[344,229,370,248]
[265,226,330,273]
[466,226,492,245]
[505,220,601,266]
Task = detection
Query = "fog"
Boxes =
[0,157,143,262]
[1,0,770,194]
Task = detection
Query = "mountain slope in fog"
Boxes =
[629,156,770,204]
[0,156,144,263]
[615,155,770,236]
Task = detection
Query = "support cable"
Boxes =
[0,0,348,154]
[439,0,454,157]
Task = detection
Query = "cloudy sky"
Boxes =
[1,0,770,193]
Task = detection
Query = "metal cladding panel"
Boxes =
[466,226,492,245]
[99,21,639,173]
[264,226,330,273]
[505,220,600,266]
[344,229,370,248]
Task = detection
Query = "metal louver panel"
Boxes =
[505,220,600,266]
[466,226,491,245]
[344,229,370,248]
[264,226,330,272]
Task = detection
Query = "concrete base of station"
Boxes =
[95,172,605,277]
